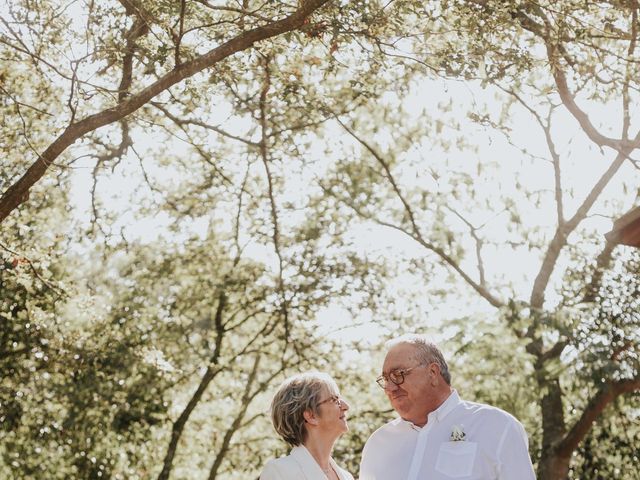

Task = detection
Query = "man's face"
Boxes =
[381,343,433,426]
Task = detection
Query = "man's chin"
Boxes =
[391,398,409,414]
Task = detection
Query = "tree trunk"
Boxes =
[538,452,571,480]
[537,379,570,480]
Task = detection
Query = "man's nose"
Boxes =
[384,380,399,392]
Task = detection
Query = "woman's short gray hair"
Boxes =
[270,371,338,446]
[386,334,451,385]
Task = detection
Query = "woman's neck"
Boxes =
[303,433,336,471]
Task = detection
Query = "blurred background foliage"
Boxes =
[1,0,639,479]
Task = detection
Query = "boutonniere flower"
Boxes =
[450,424,466,441]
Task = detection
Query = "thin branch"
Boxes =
[174,0,187,66]
[0,17,73,81]
[0,85,54,117]
[89,159,105,237]
[257,54,291,348]
[1,87,45,165]
[333,116,504,308]
[67,60,79,123]
[0,241,65,296]
[233,160,252,259]
[499,86,565,225]
[320,181,504,309]
[621,2,638,140]
[334,116,424,238]
[446,206,487,286]
[195,0,273,23]
[131,145,183,214]
[151,102,260,147]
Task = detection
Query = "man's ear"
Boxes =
[428,363,441,385]
[303,409,319,426]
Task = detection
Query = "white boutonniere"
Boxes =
[450,424,466,441]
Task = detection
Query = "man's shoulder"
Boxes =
[371,416,403,433]
[365,416,407,445]
[457,397,523,425]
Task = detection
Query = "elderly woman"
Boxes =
[260,372,354,480]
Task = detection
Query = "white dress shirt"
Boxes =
[360,390,535,480]
[260,445,354,480]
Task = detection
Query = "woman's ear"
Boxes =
[303,409,319,426]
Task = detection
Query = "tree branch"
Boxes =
[499,86,565,225]
[0,0,331,224]
[621,2,638,140]
[257,55,291,351]
[556,377,640,457]
[174,0,187,66]
[118,12,150,101]
[581,239,615,303]
[0,241,65,296]
[530,147,633,309]
[151,102,260,147]
[156,288,227,480]
[334,117,504,308]
[206,353,263,480]
[446,205,487,287]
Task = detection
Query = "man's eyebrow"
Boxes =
[382,366,407,374]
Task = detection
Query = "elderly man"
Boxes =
[359,334,535,480]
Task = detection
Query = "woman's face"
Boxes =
[315,386,350,436]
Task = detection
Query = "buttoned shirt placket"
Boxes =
[406,409,441,480]
[406,423,428,480]
[405,394,459,480]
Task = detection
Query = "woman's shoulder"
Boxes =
[260,453,299,479]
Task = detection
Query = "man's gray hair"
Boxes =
[386,334,451,385]
[270,371,338,447]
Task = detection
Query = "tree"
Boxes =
[312,0,640,474]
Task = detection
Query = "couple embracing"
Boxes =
[260,334,536,480]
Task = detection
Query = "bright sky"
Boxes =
[65,72,637,360]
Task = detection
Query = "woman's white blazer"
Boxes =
[259,445,354,480]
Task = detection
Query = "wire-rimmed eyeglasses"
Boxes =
[318,394,345,407]
[376,364,425,389]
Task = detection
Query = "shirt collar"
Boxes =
[395,389,461,429]
[428,389,460,424]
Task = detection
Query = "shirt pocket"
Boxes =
[434,442,477,478]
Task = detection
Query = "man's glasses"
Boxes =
[318,395,345,407]
[376,364,424,389]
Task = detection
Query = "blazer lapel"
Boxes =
[290,446,329,480]
[329,457,350,480]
